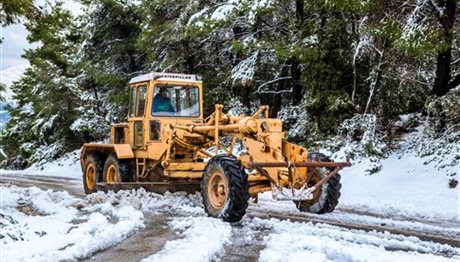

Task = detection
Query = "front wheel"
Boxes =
[201,154,249,222]
[294,152,342,214]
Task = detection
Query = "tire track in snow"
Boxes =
[216,218,269,261]
[85,213,178,262]
[247,209,460,249]
[141,216,232,262]
[0,173,84,197]
[253,217,460,261]
[336,207,460,229]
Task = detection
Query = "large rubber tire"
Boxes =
[83,154,104,194]
[201,154,249,222]
[102,155,132,183]
[294,152,342,214]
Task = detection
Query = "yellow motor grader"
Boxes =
[80,72,350,222]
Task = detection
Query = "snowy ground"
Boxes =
[1,184,458,261]
[339,154,459,222]
[23,150,82,178]
[1,127,459,261]
[0,185,144,261]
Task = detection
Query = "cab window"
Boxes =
[128,84,147,117]
[151,85,200,117]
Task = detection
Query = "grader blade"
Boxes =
[96,181,201,194]
[249,161,350,201]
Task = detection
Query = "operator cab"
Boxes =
[128,72,203,119]
[125,72,203,151]
[151,84,200,117]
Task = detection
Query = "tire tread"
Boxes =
[201,154,249,222]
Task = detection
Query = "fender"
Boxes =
[80,143,134,170]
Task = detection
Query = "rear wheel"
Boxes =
[103,155,131,183]
[201,154,249,222]
[83,154,103,194]
[294,152,342,214]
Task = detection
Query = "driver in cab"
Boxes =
[152,87,175,113]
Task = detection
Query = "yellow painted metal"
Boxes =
[106,164,118,184]
[164,170,203,179]
[80,143,134,159]
[114,144,135,159]
[167,162,206,171]
[247,175,269,182]
[81,144,112,169]
[248,186,272,195]
[241,137,281,183]
[281,140,308,185]
[147,142,168,159]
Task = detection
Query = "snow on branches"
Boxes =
[231,51,259,86]
[319,114,389,175]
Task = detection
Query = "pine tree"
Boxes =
[0,0,35,26]
[1,1,82,165]
[0,83,5,101]
[77,0,146,129]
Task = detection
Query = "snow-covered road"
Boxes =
[1,174,459,262]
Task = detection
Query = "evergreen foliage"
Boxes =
[1,1,81,166]
[0,0,35,26]
[0,0,459,167]
[0,83,5,101]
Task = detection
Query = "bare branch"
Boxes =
[452,58,460,66]
[253,76,292,94]
[257,88,293,94]
[428,0,444,19]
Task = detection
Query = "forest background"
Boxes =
[0,0,458,168]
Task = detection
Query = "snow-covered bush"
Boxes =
[226,98,247,116]
[321,114,388,158]
[231,51,258,86]
[426,86,460,132]
[317,114,389,175]
[339,114,388,156]
[28,142,66,165]
[401,119,459,177]
[70,112,109,141]
[278,105,321,145]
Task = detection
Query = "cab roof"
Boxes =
[129,72,202,84]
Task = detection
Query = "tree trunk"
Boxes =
[185,54,195,74]
[290,1,305,106]
[433,48,453,96]
[295,0,304,22]
[432,0,457,96]
[271,63,289,118]
[241,85,251,112]
[291,59,303,105]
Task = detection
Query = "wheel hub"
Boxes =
[86,163,96,189]
[208,171,228,209]
[107,165,117,184]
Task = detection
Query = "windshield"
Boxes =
[151,84,200,117]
